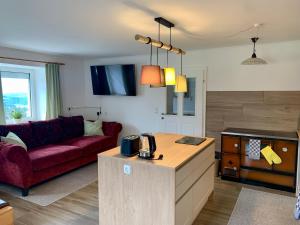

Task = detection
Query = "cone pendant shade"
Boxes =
[140,65,161,85]
[175,75,187,93]
[150,69,166,87]
[164,67,176,85]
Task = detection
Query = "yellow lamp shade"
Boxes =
[175,75,187,93]
[140,65,161,85]
[150,69,166,88]
[164,67,176,85]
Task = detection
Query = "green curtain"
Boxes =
[45,63,62,119]
[0,73,6,124]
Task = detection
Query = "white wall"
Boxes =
[84,55,167,137]
[59,57,85,114]
[187,40,300,91]
[81,40,300,137]
[0,46,86,115]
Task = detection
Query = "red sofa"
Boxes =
[0,116,122,196]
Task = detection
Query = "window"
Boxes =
[183,78,196,116]
[1,71,32,121]
[166,85,177,115]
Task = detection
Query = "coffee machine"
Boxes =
[138,133,157,159]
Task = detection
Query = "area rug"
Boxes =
[228,188,299,225]
[0,163,97,206]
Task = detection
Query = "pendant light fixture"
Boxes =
[151,21,166,88]
[175,53,187,93]
[241,37,267,65]
[164,27,176,85]
[140,42,161,85]
[136,17,186,88]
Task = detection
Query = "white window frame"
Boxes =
[0,67,37,124]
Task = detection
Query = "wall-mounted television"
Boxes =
[90,64,136,96]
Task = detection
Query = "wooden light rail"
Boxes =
[135,34,186,55]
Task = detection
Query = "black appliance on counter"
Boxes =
[138,133,157,159]
[120,135,141,156]
[120,133,159,160]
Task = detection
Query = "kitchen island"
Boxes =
[98,133,215,225]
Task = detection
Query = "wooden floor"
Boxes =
[0,178,294,225]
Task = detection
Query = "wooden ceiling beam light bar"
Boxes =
[135,17,186,55]
[135,34,185,55]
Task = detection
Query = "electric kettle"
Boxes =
[139,133,156,159]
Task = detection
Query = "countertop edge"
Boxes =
[175,139,215,170]
[98,137,215,170]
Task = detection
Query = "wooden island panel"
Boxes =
[98,133,215,225]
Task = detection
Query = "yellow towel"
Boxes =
[261,146,282,165]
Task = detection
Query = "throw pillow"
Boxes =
[59,115,84,139]
[84,120,103,136]
[1,132,28,151]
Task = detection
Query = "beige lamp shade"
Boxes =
[140,65,161,85]
[164,67,176,85]
[241,56,267,65]
[241,37,267,65]
[150,69,166,88]
[175,75,187,93]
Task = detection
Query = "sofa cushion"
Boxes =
[30,119,63,146]
[0,123,37,149]
[60,135,114,156]
[59,116,84,140]
[29,145,82,171]
[102,122,122,137]
[84,119,103,136]
[1,132,28,150]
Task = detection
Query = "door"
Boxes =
[159,66,207,137]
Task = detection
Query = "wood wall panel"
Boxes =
[206,91,264,106]
[206,91,300,151]
[264,92,300,105]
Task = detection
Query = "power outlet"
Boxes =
[123,164,131,175]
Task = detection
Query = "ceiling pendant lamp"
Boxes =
[164,27,176,85]
[151,69,166,88]
[164,67,176,85]
[175,53,187,93]
[140,42,161,85]
[136,17,186,86]
[241,37,267,65]
[175,75,187,93]
[151,22,166,88]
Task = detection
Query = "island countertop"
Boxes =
[98,133,215,170]
[98,133,215,225]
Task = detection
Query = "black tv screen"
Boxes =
[90,64,136,96]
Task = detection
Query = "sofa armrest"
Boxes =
[0,142,33,188]
[102,122,122,137]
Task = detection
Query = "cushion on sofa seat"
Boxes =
[0,123,37,149]
[60,135,115,156]
[59,116,84,140]
[28,145,82,171]
[30,119,63,146]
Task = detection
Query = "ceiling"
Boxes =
[0,0,299,58]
